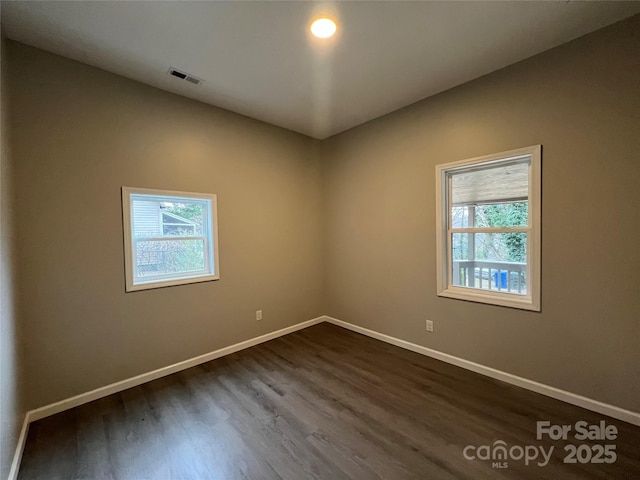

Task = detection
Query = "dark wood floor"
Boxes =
[19,323,640,479]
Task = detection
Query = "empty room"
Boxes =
[1,1,639,479]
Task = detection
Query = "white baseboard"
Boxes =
[323,316,640,427]
[7,413,29,480]
[28,316,325,423]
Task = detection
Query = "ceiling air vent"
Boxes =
[168,68,203,86]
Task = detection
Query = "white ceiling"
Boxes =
[3,1,639,139]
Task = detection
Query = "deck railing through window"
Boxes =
[452,260,527,294]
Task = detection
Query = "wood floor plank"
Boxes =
[18,323,640,479]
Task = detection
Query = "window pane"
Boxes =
[450,159,529,205]
[160,204,204,236]
[474,202,528,228]
[131,199,162,237]
[135,239,206,279]
[162,224,196,236]
[161,212,191,225]
[451,206,471,228]
[131,198,204,238]
[451,203,528,228]
[451,233,527,294]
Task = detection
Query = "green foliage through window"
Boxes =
[161,202,203,223]
[476,203,527,262]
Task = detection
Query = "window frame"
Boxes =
[435,145,541,311]
[122,187,220,292]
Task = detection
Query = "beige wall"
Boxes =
[5,14,639,420]
[1,23,25,480]
[7,42,324,410]
[323,15,640,412]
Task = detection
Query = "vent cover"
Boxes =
[168,68,203,86]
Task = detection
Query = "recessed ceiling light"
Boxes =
[310,18,337,39]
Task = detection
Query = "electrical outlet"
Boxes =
[426,320,434,332]
[256,310,263,321]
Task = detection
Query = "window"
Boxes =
[435,146,541,311]
[122,187,220,292]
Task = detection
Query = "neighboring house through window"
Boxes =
[161,211,197,236]
[435,145,541,311]
[122,187,220,291]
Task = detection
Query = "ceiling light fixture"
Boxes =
[310,18,337,39]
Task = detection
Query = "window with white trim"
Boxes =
[435,146,541,311]
[122,187,220,292]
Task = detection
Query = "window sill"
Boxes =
[126,273,220,292]
[437,286,540,312]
